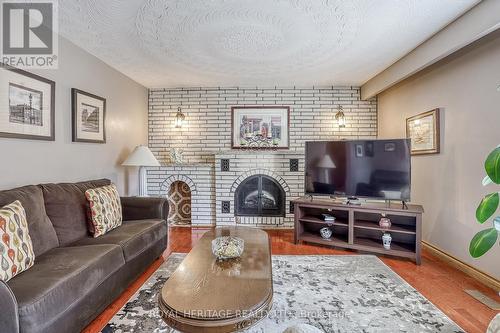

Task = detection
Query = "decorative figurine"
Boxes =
[170,148,184,164]
[379,213,392,229]
[382,233,392,250]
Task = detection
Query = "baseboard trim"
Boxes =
[422,240,499,291]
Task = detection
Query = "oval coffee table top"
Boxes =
[160,226,273,323]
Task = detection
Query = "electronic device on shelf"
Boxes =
[322,213,336,221]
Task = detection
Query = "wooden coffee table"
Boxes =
[159,226,273,333]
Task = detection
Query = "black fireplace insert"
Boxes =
[234,174,285,217]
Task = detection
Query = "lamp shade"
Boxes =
[317,155,336,169]
[122,145,160,167]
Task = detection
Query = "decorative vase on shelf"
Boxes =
[379,213,391,229]
[320,227,332,239]
[382,233,392,250]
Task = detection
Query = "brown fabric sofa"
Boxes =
[0,179,168,333]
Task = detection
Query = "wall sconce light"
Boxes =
[175,107,185,128]
[335,105,345,128]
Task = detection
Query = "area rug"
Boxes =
[102,254,464,333]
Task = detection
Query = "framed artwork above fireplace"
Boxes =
[231,106,290,149]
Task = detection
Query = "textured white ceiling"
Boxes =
[59,0,479,88]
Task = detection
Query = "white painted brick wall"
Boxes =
[148,86,377,164]
[148,86,377,228]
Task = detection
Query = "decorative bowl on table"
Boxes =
[211,236,244,260]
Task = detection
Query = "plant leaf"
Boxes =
[476,193,499,223]
[482,175,493,186]
[469,228,498,258]
[485,147,500,184]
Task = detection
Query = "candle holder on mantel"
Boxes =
[239,134,279,151]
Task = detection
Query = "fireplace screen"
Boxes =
[235,174,285,217]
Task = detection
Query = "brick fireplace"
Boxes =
[146,151,303,228]
[147,85,377,228]
[234,174,285,217]
[214,151,302,227]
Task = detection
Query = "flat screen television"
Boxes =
[304,139,411,201]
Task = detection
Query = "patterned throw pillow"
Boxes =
[85,184,122,237]
[0,200,35,282]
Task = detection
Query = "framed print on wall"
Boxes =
[406,108,440,155]
[72,88,106,143]
[0,64,55,140]
[231,106,290,149]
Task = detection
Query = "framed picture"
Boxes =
[0,64,55,140]
[365,141,374,157]
[72,88,106,143]
[384,142,396,152]
[355,144,364,157]
[231,106,289,149]
[406,109,440,155]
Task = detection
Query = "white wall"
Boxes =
[0,37,148,195]
[149,87,377,164]
[378,34,500,279]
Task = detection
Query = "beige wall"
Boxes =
[0,37,148,195]
[378,35,500,279]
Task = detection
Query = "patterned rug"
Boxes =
[102,254,464,333]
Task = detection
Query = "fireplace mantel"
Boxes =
[214,150,304,157]
[147,151,304,228]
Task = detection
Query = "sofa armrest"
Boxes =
[121,197,168,221]
[0,280,19,333]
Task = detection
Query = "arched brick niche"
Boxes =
[146,165,215,226]
[160,174,197,195]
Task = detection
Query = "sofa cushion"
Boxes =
[39,179,111,245]
[70,219,167,261]
[7,244,124,332]
[0,201,36,282]
[85,184,122,237]
[0,185,58,256]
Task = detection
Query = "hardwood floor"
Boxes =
[84,227,498,333]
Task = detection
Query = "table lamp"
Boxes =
[317,154,336,184]
[122,145,160,196]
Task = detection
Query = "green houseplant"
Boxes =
[469,145,500,258]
